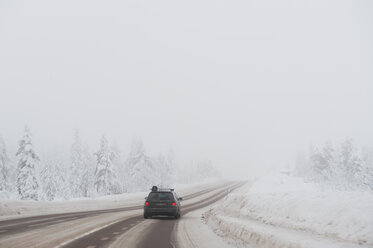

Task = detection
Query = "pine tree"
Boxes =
[40,159,57,201]
[54,160,71,200]
[16,126,39,200]
[360,147,373,190]
[302,140,373,190]
[94,136,119,195]
[70,130,81,197]
[125,139,155,192]
[339,139,361,189]
[81,145,94,197]
[111,142,125,193]
[309,142,336,183]
[0,135,10,191]
[69,130,93,197]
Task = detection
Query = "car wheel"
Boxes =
[144,213,148,219]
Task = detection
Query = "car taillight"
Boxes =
[145,201,149,206]
[172,202,176,206]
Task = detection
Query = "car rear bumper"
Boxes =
[144,207,178,216]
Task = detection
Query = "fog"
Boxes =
[0,0,372,179]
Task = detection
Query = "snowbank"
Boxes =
[0,192,145,219]
[204,174,373,247]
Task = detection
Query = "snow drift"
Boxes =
[204,174,373,248]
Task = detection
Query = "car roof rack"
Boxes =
[151,186,174,192]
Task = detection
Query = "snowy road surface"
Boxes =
[0,181,244,248]
[1,179,371,248]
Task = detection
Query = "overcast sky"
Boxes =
[0,0,372,178]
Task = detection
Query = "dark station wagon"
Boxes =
[143,186,182,219]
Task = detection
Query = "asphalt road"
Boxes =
[0,181,244,248]
[137,182,244,248]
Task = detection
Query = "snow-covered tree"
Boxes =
[125,139,155,192]
[69,130,94,197]
[81,145,95,197]
[40,157,70,201]
[94,136,119,195]
[16,126,39,200]
[310,142,336,183]
[338,139,361,189]
[69,130,82,197]
[0,135,10,191]
[339,140,360,174]
[298,140,373,191]
[40,160,57,201]
[111,142,125,193]
[360,147,373,190]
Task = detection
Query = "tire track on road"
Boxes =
[0,183,225,237]
[58,182,242,248]
[137,181,245,248]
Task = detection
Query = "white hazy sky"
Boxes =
[0,0,372,178]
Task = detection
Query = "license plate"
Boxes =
[156,203,166,206]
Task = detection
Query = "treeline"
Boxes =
[295,139,373,191]
[0,127,219,201]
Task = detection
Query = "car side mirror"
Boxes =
[178,197,183,201]
[144,197,147,200]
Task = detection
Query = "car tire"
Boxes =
[144,213,148,219]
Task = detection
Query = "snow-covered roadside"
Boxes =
[174,204,234,248]
[203,174,373,248]
[0,179,221,220]
[0,191,145,220]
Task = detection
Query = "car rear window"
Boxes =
[148,192,174,201]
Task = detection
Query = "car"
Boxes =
[143,186,182,219]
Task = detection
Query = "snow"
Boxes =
[203,174,373,248]
[1,128,223,202]
[0,191,143,220]
[175,204,234,248]
[0,178,221,221]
